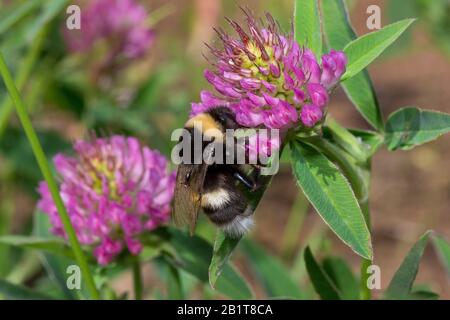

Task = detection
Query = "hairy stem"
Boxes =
[0,53,100,300]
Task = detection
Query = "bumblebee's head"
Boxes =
[185,107,240,141]
[207,107,240,131]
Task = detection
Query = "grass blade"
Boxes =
[0,53,99,300]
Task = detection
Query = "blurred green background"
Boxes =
[0,0,449,299]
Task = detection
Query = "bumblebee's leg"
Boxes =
[233,170,254,190]
[232,165,262,192]
[248,166,263,191]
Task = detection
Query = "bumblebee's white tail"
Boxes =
[221,208,254,238]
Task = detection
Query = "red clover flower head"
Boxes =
[191,10,347,129]
[64,0,154,59]
[38,136,175,266]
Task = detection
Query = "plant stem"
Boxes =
[305,136,373,299]
[0,185,13,276]
[0,23,49,138]
[359,199,372,300]
[0,53,100,300]
[132,255,143,300]
[280,191,309,262]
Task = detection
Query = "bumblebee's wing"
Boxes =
[173,163,209,234]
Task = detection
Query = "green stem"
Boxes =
[0,184,13,276]
[359,258,372,299]
[0,53,100,300]
[359,198,372,300]
[132,255,143,300]
[0,23,49,138]
[305,135,373,300]
[280,191,309,262]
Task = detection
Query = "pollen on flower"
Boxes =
[191,9,348,130]
[37,136,176,266]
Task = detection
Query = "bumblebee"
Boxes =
[172,107,261,238]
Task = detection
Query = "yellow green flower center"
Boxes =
[89,158,120,200]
